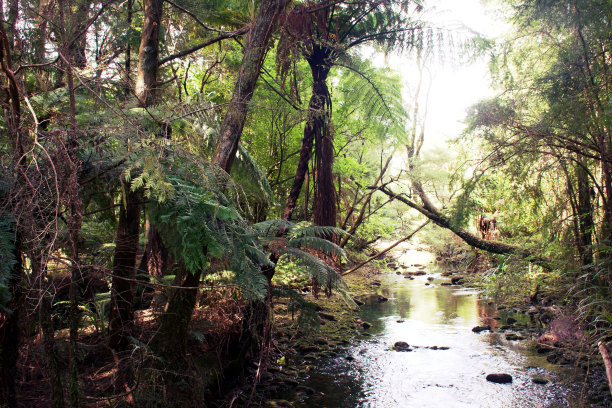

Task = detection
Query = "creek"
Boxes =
[273,243,594,408]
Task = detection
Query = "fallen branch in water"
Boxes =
[375,184,553,270]
[342,220,429,276]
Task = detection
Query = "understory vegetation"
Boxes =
[0,0,611,406]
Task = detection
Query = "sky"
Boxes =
[389,0,510,151]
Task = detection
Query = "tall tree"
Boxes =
[277,0,428,226]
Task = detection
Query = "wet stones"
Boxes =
[393,341,412,351]
[486,373,513,384]
[472,325,491,333]
[505,333,524,341]
[356,318,372,329]
[531,375,549,385]
[451,276,465,285]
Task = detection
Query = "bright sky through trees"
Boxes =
[390,0,509,151]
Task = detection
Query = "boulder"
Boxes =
[472,325,491,333]
[486,373,513,384]
[356,318,372,329]
[394,341,411,351]
[505,333,521,341]
[451,276,465,285]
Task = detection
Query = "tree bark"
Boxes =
[308,49,335,227]
[576,161,594,266]
[134,0,163,106]
[212,0,290,172]
[283,48,333,222]
[599,342,612,396]
[0,233,22,408]
[109,188,141,350]
[31,252,65,408]
[153,267,202,365]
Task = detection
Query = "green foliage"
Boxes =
[127,144,269,300]
[256,220,353,302]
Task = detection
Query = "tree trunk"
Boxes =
[283,49,333,222]
[109,188,141,350]
[134,0,163,106]
[32,253,65,408]
[283,124,315,220]
[212,0,290,172]
[124,0,133,97]
[0,233,22,408]
[577,161,594,266]
[138,223,168,278]
[308,52,335,227]
[153,267,202,365]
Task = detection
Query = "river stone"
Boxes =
[427,276,434,281]
[356,318,372,329]
[505,333,521,341]
[532,375,549,385]
[451,276,465,285]
[377,295,388,303]
[486,373,513,384]
[394,341,411,351]
[472,325,491,333]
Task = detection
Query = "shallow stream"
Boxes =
[274,244,596,407]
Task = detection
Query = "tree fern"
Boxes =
[254,220,353,303]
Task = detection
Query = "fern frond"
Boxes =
[253,219,293,237]
[290,223,347,240]
[289,236,346,260]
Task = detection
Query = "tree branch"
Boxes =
[376,185,553,269]
[158,28,248,66]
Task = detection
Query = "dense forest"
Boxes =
[0,0,611,406]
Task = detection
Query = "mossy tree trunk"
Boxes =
[109,187,141,350]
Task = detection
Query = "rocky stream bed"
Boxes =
[248,243,612,408]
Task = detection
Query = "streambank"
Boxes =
[250,243,611,408]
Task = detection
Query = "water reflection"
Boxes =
[276,247,581,407]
